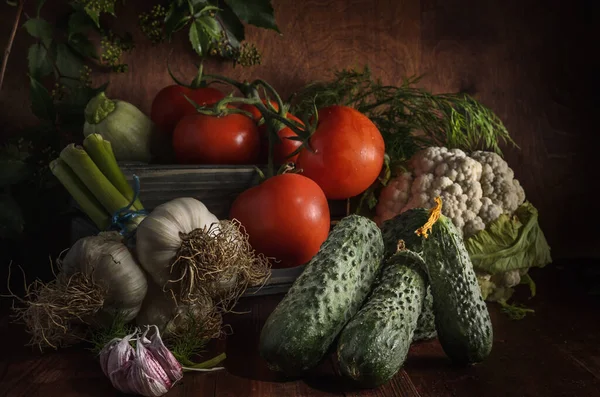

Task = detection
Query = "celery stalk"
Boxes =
[50,158,111,230]
[83,134,144,211]
[59,144,131,215]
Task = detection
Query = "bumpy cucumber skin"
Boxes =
[337,250,427,388]
[412,289,436,341]
[381,209,437,341]
[423,215,493,365]
[380,208,430,258]
[258,215,385,376]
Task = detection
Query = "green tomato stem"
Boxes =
[181,352,227,370]
[190,61,206,89]
[167,56,190,88]
[202,73,247,93]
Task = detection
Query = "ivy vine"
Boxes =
[0,0,280,241]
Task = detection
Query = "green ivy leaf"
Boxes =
[197,15,220,38]
[68,9,98,37]
[165,2,192,40]
[0,193,24,239]
[218,3,244,45]
[27,43,53,79]
[56,43,84,86]
[6,1,18,6]
[22,18,53,46]
[224,0,280,33]
[0,157,32,187]
[84,8,100,27]
[189,0,210,14]
[29,76,56,121]
[188,20,209,56]
[36,0,47,16]
[68,33,98,59]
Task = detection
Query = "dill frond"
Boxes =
[87,312,134,355]
[290,66,517,165]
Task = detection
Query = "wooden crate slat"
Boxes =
[118,163,350,218]
[69,163,351,296]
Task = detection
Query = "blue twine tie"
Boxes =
[109,174,149,237]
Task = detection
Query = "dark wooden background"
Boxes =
[0,0,597,265]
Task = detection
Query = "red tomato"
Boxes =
[172,113,260,164]
[295,105,385,200]
[239,101,304,164]
[229,173,330,268]
[151,85,226,135]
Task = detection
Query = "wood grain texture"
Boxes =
[1,264,599,397]
[0,0,596,260]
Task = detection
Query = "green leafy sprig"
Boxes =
[290,66,517,215]
[291,66,517,165]
[138,0,279,66]
[0,0,280,241]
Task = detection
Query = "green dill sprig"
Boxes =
[87,312,134,356]
[290,66,517,165]
[165,312,216,366]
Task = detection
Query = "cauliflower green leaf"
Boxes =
[465,201,552,274]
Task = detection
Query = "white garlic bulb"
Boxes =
[135,281,222,338]
[61,232,148,322]
[135,197,220,289]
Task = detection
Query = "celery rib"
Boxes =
[59,144,131,216]
[83,134,144,211]
[50,158,110,230]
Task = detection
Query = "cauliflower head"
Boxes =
[375,146,526,238]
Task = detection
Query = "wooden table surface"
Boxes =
[1,263,599,397]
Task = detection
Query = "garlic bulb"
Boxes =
[135,197,220,289]
[61,232,148,322]
[135,280,222,339]
[99,325,183,397]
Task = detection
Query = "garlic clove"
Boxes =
[99,331,136,378]
[109,360,138,395]
[132,338,173,397]
[140,325,183,383]
[106,332,136,376]
[99,338,121,377]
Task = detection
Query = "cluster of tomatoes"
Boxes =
[150,83,385,269]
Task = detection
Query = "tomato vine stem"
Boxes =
[185,69,321,179]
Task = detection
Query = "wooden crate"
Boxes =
[69,163,350,296]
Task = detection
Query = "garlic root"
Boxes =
[8,263,106,350]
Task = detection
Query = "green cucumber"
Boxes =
[422,214,493,364]
[337,249,427,388]
[258,215,385,376]
[381,208,437,342]
[412,290,436,341]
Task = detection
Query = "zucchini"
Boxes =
[337,249,427,388]
[258,215,385,376]
[421,212,493,364]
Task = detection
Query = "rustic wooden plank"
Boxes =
[1,265,600,397]
[217,295,343,396]
[405,266,600,397]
